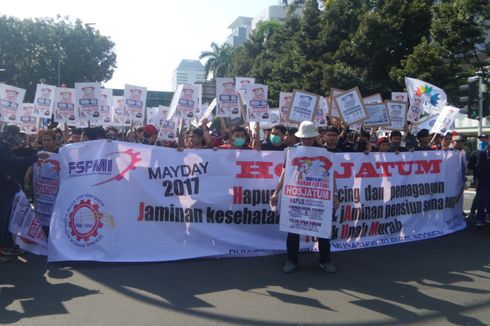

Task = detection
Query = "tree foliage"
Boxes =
[0,15,117,101]
[199,42,233,80]
[213,0,490,104]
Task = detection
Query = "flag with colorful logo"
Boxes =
[405,77,447,114]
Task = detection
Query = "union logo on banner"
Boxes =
[65,194,115,247]
[68,149,142,186]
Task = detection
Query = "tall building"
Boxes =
[226,2,303,47]
[251,5,287,30]
[226,16,253,47]
[171,59,205,91]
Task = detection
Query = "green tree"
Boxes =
[0,16,117,101]
[199,42,233,80]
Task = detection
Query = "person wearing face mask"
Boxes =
[260,124,288,151]
[219,126,251,149]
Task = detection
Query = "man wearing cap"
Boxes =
[270,121,338,274]
[0,126,49,261]
[142,124,158,145]
[377,137,391,152]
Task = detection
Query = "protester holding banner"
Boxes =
[415,129,434,151]
[322,126,342,153]
[270,121,338,274]
[68,128,82,143]
[185,128,207,149]
[0,126,49,261]
[388,131,406,153]
[377,137,391,152]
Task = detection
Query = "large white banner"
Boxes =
[47,142,465,262]
[330,150,465,250]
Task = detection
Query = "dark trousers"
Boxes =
[476,186,490,221]
[0,193,15,249]
[287,232,331,264]
[470,192,479,215]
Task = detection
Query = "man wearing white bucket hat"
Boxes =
[270,121,339,274]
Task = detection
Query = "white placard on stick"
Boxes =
[288,90,319,123]
[279,92,293,124]
[18,103,39,134]
[363,103,391,128]
[235,77,255,105]
[246,83,269,122]
[363,93,383,105]
[113,96,130,126]
[430,106,460,136]
[123,84,147,122]
[0,84,26,122]
[75,82,101,122]
[329,88,344,118]
[216,78,241,118]
[33,84,55,118]
[99,88,113,126]
[391,92,408,102]
[54,88,76,124]
[333,87,367,125]
[386,101,408,130]
[168,84,200,121]
[314,97,328,127]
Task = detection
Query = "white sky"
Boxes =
[2,0,278,91]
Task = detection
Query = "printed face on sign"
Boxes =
[82,87,95,99]
[252,88,266,100]
[182,88,194,99]
[130,89,142,100]
[240,80,250,90]
[100,94,108,106]
[341,94,355,108]
[5,89,19,101]
[61,92,72,103]
[223,82,235,94]
[299,95,312,108]
[41,88,52,98]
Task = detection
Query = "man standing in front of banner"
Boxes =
[270,121,339,273]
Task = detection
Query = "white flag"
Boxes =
[405,77,447,114]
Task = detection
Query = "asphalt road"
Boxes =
[1,192,490,326]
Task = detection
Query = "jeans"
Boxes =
[287,232,331,264]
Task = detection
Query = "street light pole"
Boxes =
[57,37,61,87]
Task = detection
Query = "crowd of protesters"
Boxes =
[0,117,486,270]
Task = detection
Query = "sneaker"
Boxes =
[319,261,336,273]
[283,261,297,273]
[475,219,484,227]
